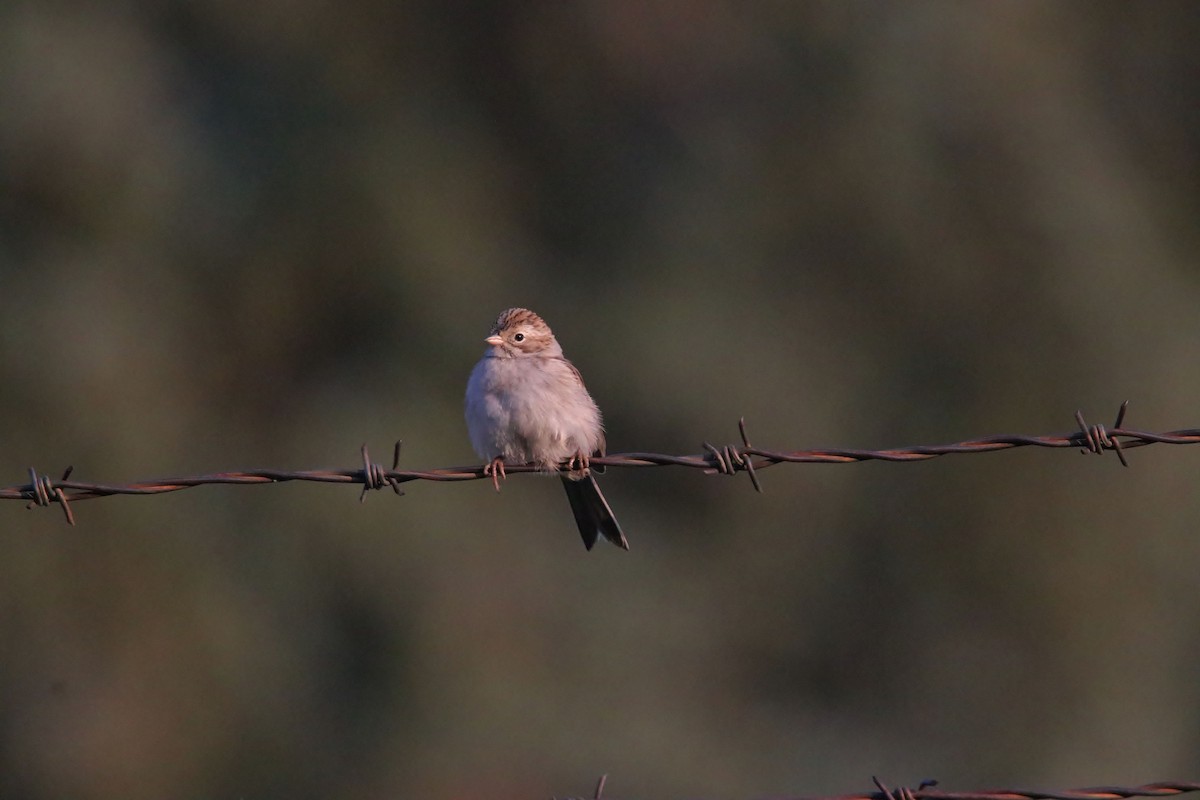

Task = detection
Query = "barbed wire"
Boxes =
[5,402,1198,525]
[800,779,1200,800]
[553,776,1200,800]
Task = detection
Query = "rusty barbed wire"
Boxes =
[552,776,1200,800]
[799,778,1200,800]
[5,402,1199,525]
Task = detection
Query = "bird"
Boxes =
[465,307,629,550]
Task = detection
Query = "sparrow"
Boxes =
[465,308,628,550]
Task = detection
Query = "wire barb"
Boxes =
[872,777,940,800]
[358,443,403,503]
[699,420,764,492]
[23,466,75,525]
[735,416,763,493]
[874,777,906,800]
[1074,401,1130,466]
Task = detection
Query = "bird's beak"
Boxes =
[485,335,504,346]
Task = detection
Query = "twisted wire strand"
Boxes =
[552,778,1200,800]
[6,402,1198,524]
[786,780,1200,800]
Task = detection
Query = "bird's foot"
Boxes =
[566,452,591,477]
[484,457,506,492]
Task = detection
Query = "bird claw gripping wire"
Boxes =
[359,441,404,502]
[1075,400,1130,467]
[24,466,75,524]
[702,417,764,493]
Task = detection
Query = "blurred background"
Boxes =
[2,2,1199,798]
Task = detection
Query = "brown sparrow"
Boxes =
[465,308,628,550]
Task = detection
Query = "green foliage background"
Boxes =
[1,3,1199,797]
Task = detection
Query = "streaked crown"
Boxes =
[490,307,551,337]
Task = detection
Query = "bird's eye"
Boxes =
[513,333,525,342]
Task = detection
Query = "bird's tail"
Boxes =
[560,473,629,551]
